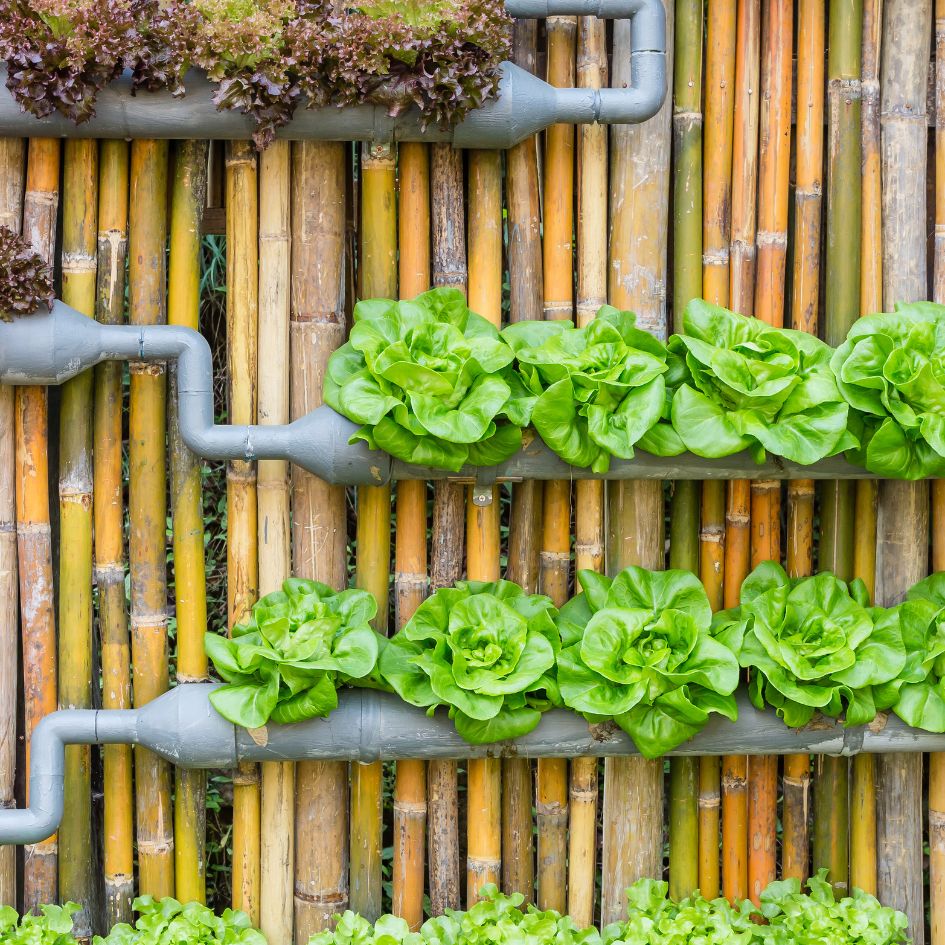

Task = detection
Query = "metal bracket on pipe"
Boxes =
[0,1,666,146]
[0,682,942,845]
[0,302,884,491]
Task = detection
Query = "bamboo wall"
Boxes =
[2,1,945,944]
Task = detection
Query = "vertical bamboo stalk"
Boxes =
[465,149,503,906]
[426,142,466,917]
[129,139,174,900]
[168,139,210,909]
[94,140,133,925]
[877,6,931,942]
[58,137,98,935]
[258,138,294,945]
[601,6,673,924]
[291,141,349,940]
[0,138,22,910]
[351,142,396,922]
[567,16,607,924]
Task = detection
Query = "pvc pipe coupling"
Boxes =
[1,682,942,845]
[0,0,667,147]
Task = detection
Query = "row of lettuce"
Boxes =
[2,877,911,945]
[325,288,945,480]
[205,560,945,758]
[0,0,510,149]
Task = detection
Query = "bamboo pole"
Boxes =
[258,138,294,945]
[566,15,607,925]
[877,6,931,941]
[465,148,503,906]
[426,142,465,917]
[94,140,132,925]
[128,139,174,900]
[0,137,23,909]
[668,0,703,902]
[351,142,396,922]
[601,6,673,924]
[391,147,430,921]
[501,20,541,906]
[58,137,98,936]
[291,141,349,940]
[850,0,881,900]
[168,139,210,907]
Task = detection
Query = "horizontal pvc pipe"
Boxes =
[0,302,882,487]
[0,681,941,844]
[0,0,666,146]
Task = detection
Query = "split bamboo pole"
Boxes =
[94,140,132,925]
[568,14,607,925]
[535,12,575,912]
[668,0,703,901]
[352,141,396,922]
[721,0,760,906]
[700,1,736,899]
[502,19,541,906]
[877,5,931,942]
[465,148,503,906]
[226,141,261,923]
[0,137,23,909]
[168,139,210,907]
[257,139,294,945]
[391,140,430,931]
[128,138,174,900]
[58,137,98,936]
[601,6,673,924]
[0,133,21,905]
[426,142,466,917]
[850,0,882,899]
[291,141,349,941]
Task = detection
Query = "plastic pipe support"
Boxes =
[0,301,880,494]
[0,682,941,844]
[0,0,666,147]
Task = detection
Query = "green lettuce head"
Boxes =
[324,288,523,471]
[205,579,380,729]
[0,902,80,945]
[500,305,682,472]
[378,579,560,743]
[714,562,923,728]
[667,299,855,464]
[831,302,945,478]
[556,567,740,758]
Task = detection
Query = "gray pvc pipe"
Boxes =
[0,0,666,147]
[0,302,878,487]
[1,681,941,844]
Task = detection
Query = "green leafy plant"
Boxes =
[205,578,380,728]
[667,299,854,464]
[93,897,266,945]
[831,302,945,478]
[0,226,55,318]
[378,579,560,742]
[501,305,683,473]
[555,567,740,758]
[0,903,80,945]
[714,561,921,728]
[325,288,524,472]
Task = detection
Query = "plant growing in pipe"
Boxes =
[325,287,526,471]
[0,225,55,319]
[555,566,740,758]
[378,579,561,742]
[204,578,382,727]
[500,305,683,472]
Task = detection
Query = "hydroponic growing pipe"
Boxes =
[0,301,879,498]
[0,0,665,148]
[0,682,941,845]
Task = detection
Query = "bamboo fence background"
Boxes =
[2,2,945,944]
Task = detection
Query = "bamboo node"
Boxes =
[574,541,604,557]
[136,838,173,854]
[175,672,211,684]
[721,773,747,790]
[703,248,730,265]
[536,800,567,816]
[62,251,97,274]
[467,856,501,875]
[755,230,788,248]
[129,361,165,377]
[698,792,720,809]
[726,512,750,527]
[393,799,428,815]
[232,765,261,786]
[130,612,168,630]
[699,525,723,543]
[15,521,51,536]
